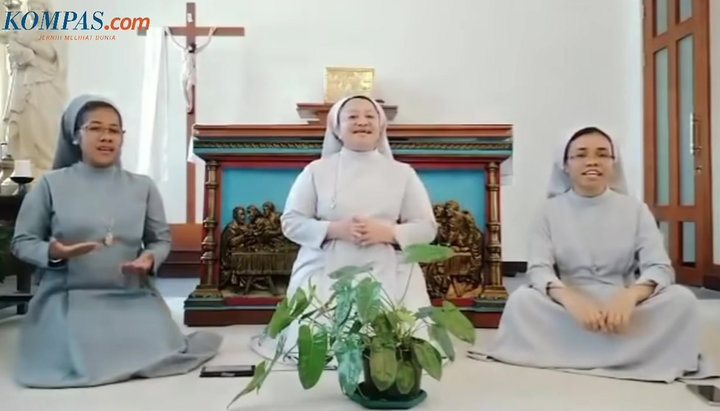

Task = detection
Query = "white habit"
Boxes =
[251,97,437,361]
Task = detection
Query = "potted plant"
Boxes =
[228,244,476,409]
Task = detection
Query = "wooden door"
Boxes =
[643,0,712,285]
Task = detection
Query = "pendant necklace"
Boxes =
[103,217,115,246]
[100,166,119,247]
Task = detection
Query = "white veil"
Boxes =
[546,127,629,198]
[320,95,393,159]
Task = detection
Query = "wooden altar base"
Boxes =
[184,298,504,328]
[186,121,514,330]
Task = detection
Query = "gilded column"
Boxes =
[187,160,223,303]
[480,162,508,300]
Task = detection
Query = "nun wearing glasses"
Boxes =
[11,95,221,388]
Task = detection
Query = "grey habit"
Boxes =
[473,131,717,382]
[10,95,221,388]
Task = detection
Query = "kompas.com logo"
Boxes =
[3,10,150,31]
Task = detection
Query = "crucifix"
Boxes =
[138,2,245,223]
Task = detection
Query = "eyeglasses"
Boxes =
[80,125,125,138]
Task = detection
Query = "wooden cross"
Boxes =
[138,2,244,223]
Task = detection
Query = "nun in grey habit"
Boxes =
[10,95,221,388]
[472,127,717,383]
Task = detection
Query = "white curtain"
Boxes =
[137,27,169,182]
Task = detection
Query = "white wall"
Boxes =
[56,0,643,262]
[712,0,720,264]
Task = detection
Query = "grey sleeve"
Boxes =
[526,210,564,295]
[634,203,674,292]
[142,178,172,268]
[10,177,61,269]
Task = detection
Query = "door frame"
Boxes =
[642,0,713,286]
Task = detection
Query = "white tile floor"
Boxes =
[1,277,719,411]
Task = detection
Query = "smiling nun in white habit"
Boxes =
[250,95,438,361]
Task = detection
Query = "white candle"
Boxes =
[13,159,32,177]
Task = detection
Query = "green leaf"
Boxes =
[395,308,417,326]
[266,299,293,338]
[371,313,393,337]
[333,288,354,331]
[429,324,455,361]
[331,275,353,293]
[328,263,374,279]
[415,306,436,320]
[298,325,328,389]
[412,340,442,380]
[395,359,417,395]
[403,244,454,264]
[329,271,355,308]
[432,301,476,344]
[228,361,269,407]
[290,288,310,318]
[385,311,400,330]
[331,279,355,329]
[370,341,397,391]
[272,334,289,364]
[329,275,349,291]
[335,335,363,395]
[356,277,382,323]
[227,332,291,408]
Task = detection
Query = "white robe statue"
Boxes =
[1,0,68,180]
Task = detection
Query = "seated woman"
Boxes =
[477,126,716,382]
[251,95,437,359]
[11,95,222,388]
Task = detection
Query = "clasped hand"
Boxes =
[329,216,396,246]
[552,287,645,333]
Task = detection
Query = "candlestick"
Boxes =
[10,159,33,195]
[12,159,32,178]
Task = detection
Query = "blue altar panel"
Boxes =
[220,167,486,232]
[419,169,486,231]
[221,168,302,228]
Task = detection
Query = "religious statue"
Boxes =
[219,202,298,296]
[220,206,249,265]
[0,0,68,180]
[165,26,216,114]
[423,200,485,299]
[218,199,485,300]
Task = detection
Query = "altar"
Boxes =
[183,102,512,328]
